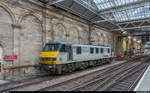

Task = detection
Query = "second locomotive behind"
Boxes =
[40,40,114,74]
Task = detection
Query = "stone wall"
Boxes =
[0,0,119,78]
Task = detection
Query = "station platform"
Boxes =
[0,80,9,85]
[134,65,150,91]
[0,73,10,85]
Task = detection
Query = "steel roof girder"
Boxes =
[39,0,66,5]
[112,25,150,31]
[55,2,91,21]
[97,0,147,14]
[74,0,98,14]
[98,1,149,22]
[74,0,121,29]
[93,19,115,23]
[118,18,150,25]
[47,0,66,5]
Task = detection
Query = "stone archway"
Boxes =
[101,33,104,45]
[80,31,88,44]
[0,6,13,57]
[68,27,79,43]
[20,15,42,66]
[99,33,103,45]
[53,23,67,41]
[97,32,102,45]
[46,19,53,43]
[108,36,113,46]
[104,34,108,45]
[91,31,99,45]
[96,32,101,45]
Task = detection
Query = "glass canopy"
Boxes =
[87,0,150,22]
[41,0,150,32]
[94,0,139,10]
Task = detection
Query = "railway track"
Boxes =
[0,61,127,92]
[40,60,149,91]
[1,57,149,91]
[39,61,147,91]
[0,74,54,91]
[103,65,148,91]
[38,61,134,91]
[96,62,148,91]
[65,62,144,91]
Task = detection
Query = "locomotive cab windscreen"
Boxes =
[43,44,61,52]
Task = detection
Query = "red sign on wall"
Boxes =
[5,55,18,61]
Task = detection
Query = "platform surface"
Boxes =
[0,73,10,85]
[134,65,150,91]
[0,80,9,84]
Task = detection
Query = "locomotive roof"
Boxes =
[48,40,72,45]
[145,42,150,45]
[72,44,111,48]
[48,40,111,48]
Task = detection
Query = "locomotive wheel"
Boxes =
[72,63,76,71]
[56,65,62,74]
[85,62,89,68]
[89,61,94,67]
[96,61,99,66]
[80,63,85,70]
[62,65,69,73]
[99,60,103,65]
[80,62,88,70]
[97,61,100,66]
[68,64,75,72]
[108,58,112,64]
[106,59,110,64]
[102,59,106,64]
[93,61,97,66]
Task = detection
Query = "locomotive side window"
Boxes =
[96,48,99,54]
[101,48,104,54]
[90,48,94,54]
[77,47,82,54]
[60,44,66,52]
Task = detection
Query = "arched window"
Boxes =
[53,23,66,41]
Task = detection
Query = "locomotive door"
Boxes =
[66,45,73,61]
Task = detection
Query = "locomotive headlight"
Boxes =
[48,65,52,68]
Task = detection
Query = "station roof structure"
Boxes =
[39,0,150,36]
